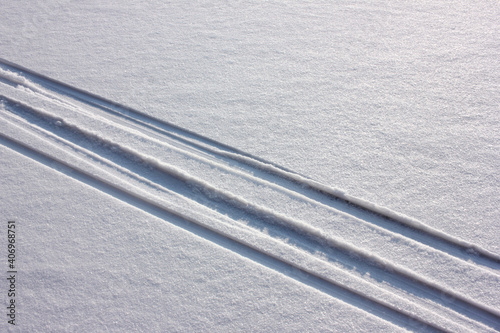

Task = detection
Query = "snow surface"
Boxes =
[2,147,406,333]
[1,0,499,332]
[1,0,499,253]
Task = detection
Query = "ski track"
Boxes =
[1,59,499,332]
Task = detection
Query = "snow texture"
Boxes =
[1,0,499,332]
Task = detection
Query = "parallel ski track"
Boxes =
[1,59,499,332]
[0,132,447,333]
[1,58,498,268]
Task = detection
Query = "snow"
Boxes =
[1,0,499,331]
[2,147,403,333]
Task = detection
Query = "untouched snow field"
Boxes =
[1,0,499,332]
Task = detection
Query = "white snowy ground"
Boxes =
[1,0,499,332]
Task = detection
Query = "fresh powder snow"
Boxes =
[1,0,499,332]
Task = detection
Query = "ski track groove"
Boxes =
[1,59,499,332]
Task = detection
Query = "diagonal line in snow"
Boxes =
[1,58,499,270]
[1,59,500,332]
